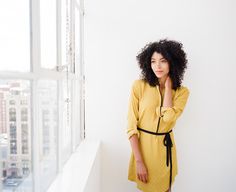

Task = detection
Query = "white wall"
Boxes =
[84,0,236,191]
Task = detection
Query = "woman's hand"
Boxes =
[165,75,173,89]
[136,160,148,183]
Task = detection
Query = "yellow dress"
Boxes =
[126,79,190,192]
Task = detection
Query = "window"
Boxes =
[21,108,28,121]
[0,80,32,191]
[21,124,29,154]
[40,0,57,70]
[0,0,84,191]
[9,108,16,121]
[20,100,28,105]
[0,1,30,72]
[37,80,58,191]
[9,100,16,105]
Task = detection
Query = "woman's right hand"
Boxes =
[136,160,148,183]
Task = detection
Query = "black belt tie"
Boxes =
[137,127,173,190]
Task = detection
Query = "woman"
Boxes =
[126,39,190,192]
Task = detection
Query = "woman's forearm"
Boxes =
[163,87,173,108]
[129,134,143,163]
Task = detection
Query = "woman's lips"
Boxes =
[156,71,163,73]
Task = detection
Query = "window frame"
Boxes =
[0,0,85,191]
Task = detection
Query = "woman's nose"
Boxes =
[156,63,162,68]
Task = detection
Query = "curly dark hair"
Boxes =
[136,38,188,90]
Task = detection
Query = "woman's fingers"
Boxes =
[140,173,147,183]
[143,172,148,183]
[136,161,148,183]
[137,172,148,183]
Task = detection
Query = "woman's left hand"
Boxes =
[165,75,173,89]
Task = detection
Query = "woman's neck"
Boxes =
[158,76,167,88]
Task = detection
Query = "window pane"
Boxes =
[0,2,30,72]
[72,79,81,148]
[75,7,81,74]
[61,0,74,73]
[38,80,58,191]
[62,79,72,164]
[0,80,32,192]
[40,0,57,69]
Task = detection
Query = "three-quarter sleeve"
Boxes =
[160,87,190,124]
[126,80,140,140]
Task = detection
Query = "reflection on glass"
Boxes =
[38,80,58,192]
[0,80,32,192]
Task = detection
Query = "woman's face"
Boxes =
[151,52,170,78]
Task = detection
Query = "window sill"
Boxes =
[47,139,101,192]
